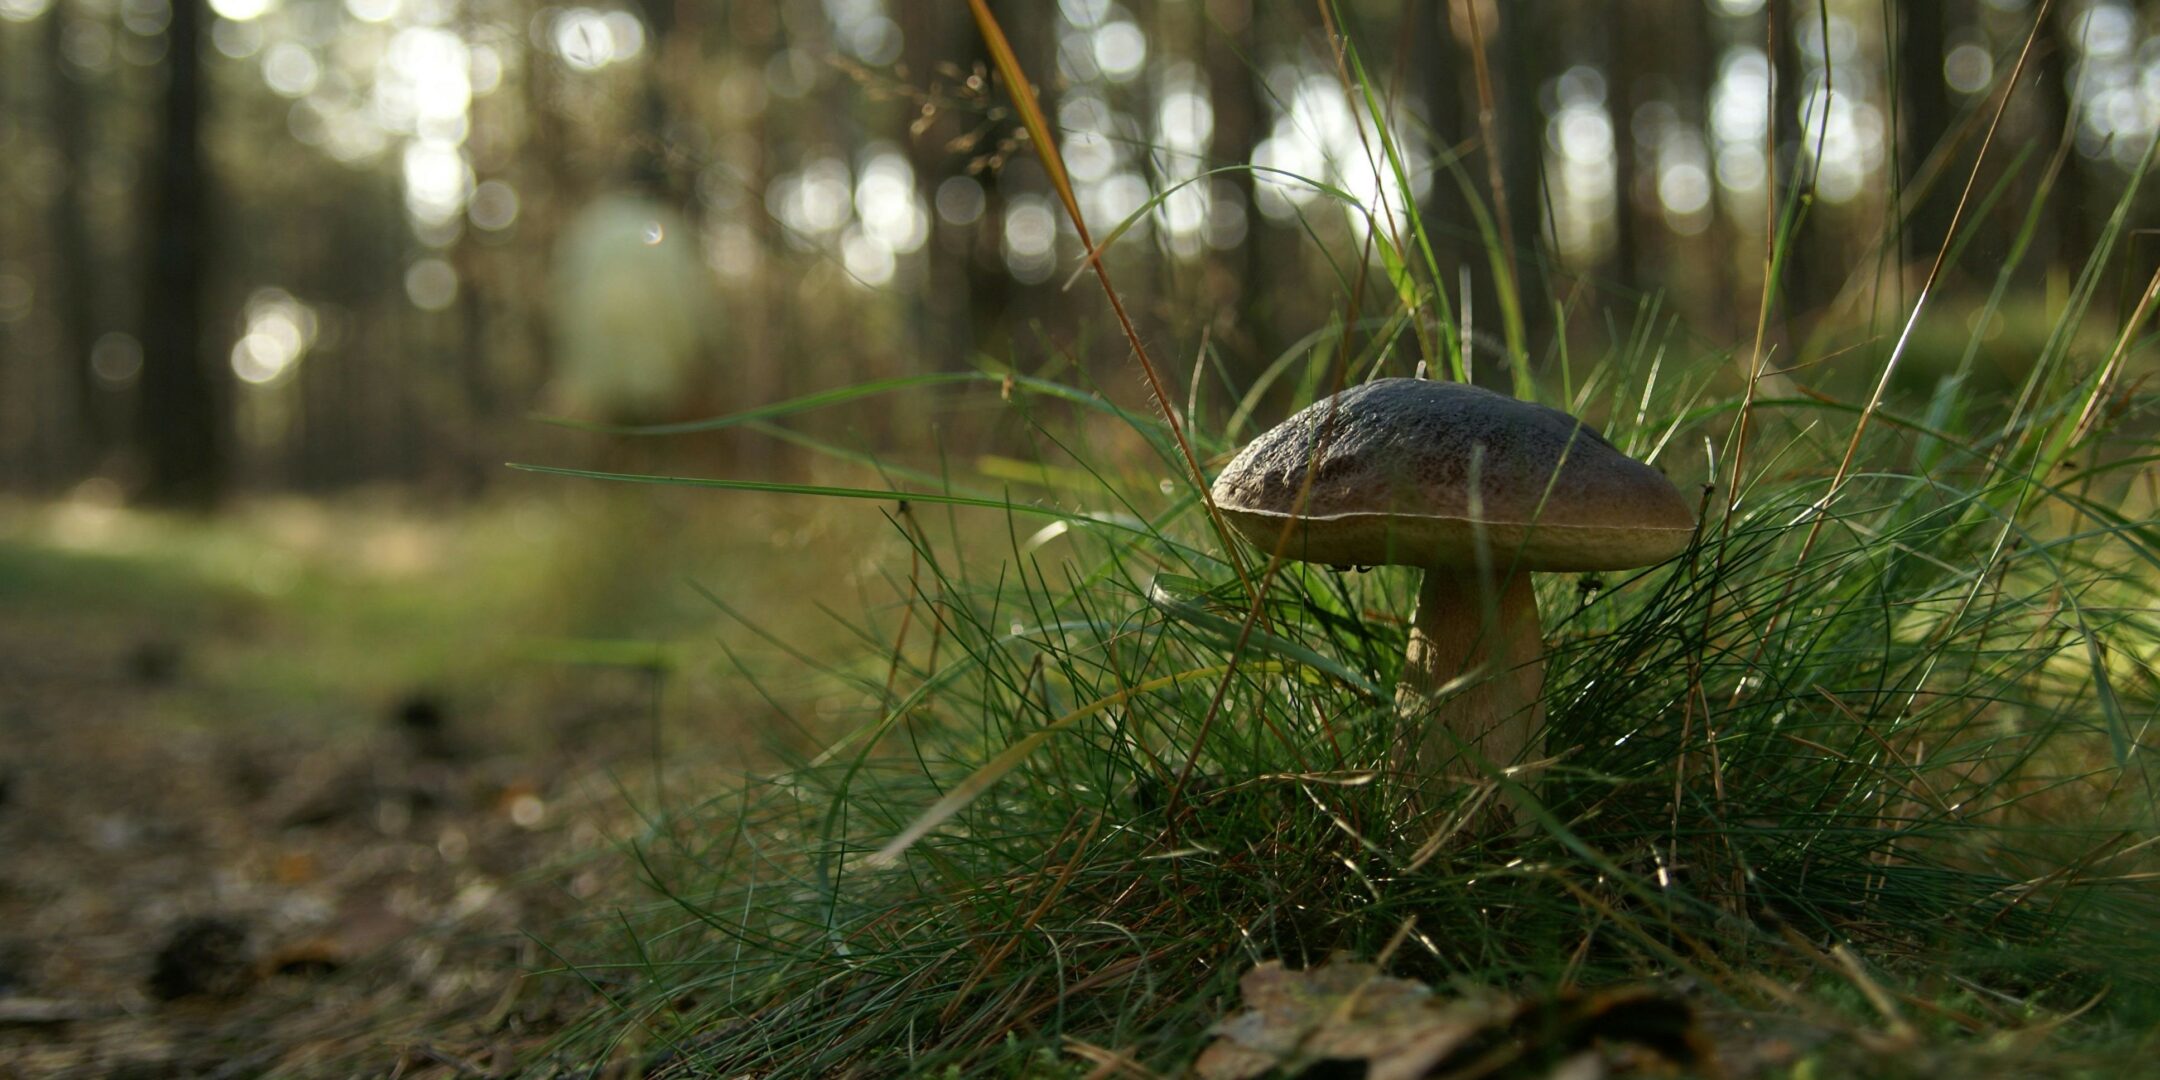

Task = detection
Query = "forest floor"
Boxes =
[0,491,2143,1078]
[0,608,621,1077]
[0,489,887,1077]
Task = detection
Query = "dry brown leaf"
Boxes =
[1193,960,1718,1080]
[1193,958,1508,1080]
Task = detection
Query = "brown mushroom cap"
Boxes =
[1211,378,1696,572]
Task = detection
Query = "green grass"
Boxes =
[531,343,2160,1075]
[0,493,870,731]
[530,12,2160,1077]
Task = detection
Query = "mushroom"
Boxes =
[1210,377,1695,807]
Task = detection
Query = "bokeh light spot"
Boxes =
[936,176,985,226]
[468,180,519,231]
[207,0,274,21]
[229,289,319,385]
[1091,20,1146,82]
[262,42,321,98]
[1944,43,1993,95]
[90,332,144,387]
[404,259,458,311]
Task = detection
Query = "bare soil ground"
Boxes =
[0,608,659,1077]
[0,493,879,1078]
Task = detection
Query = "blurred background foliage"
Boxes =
[1,0,2155,507]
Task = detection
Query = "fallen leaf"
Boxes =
[1193,958,1508,1080]
[1193,960,1720,1080]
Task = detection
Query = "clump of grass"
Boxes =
[529,10,2160,1075]
[528,326,2158,1075]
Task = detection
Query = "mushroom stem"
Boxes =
[1395,569,1545,796]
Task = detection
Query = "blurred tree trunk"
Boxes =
[1769,0,1821,329]
[1205,0,1281,382]
[630,0,690,202]
[1414,0,1471,378]
[1605,1,1640,295]
[48,7,104,477]
[1497,4,1544,283]
[727,4,784,469]
[2037,5,2096,275]
[1419,1,1467,250]
[1645,0,1734,334]
[1452,0,1549,374]
[136,0,224,507]
[980,1,1054,354]
[451,257,494,493]
[521,4,577,437]
[898,2,986,367]
[1896,0,1954,261]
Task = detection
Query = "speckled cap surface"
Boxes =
[1210,378,1696,572]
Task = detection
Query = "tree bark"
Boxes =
[1419,1,1472,378]
[1769,0,1823,329]
[899,1,998,368]
[1204,0,1283,383]
[2037,3,2097,275]
[1498,3,1547,360]
[1450,0,1548,378]
[136,0,224,508]
[1896,0,1954,261]
[48,7,104,478]
[1606,0,1640,295]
